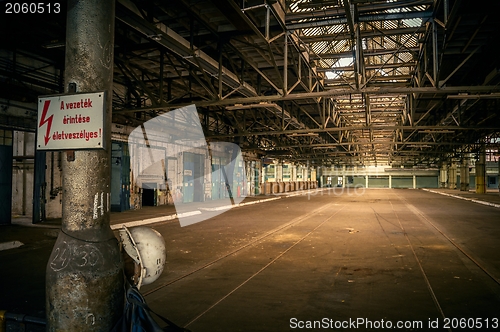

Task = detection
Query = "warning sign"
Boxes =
[37,92,105,150]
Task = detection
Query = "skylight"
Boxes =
[402,18,423,27]
[325,56,354,79]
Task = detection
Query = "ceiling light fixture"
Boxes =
[286,132,319,137]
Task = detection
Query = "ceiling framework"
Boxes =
[1,0,499,167]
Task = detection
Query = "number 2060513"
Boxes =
[443,318,499,329]
[4,2,61,14]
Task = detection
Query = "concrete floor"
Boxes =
[1,188,500,331]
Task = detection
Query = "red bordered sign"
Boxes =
[37,92,105,150]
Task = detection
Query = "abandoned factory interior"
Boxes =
[1,0,500,330]
[1,0,500,219]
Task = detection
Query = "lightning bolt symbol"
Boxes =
[39,100,53,145]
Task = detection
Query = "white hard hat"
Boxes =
[119,226,166,288]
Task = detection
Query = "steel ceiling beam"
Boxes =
[310,47,419,60]
[207,125,500,139]
[115,85,500,113]
[318,62,417,72]
[267,141,483,149]
[299,27,426,44]
[287,10,432,30]
[288,0,432,21]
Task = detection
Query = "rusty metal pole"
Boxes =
[476,144,486,194]
[460,157,470,191]
[46,0,124,331]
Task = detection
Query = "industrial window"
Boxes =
[265,164,275,178]
[283,164,291,179]
[0,129,13,146]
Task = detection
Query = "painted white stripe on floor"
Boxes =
[422,189,500,209]
[111,213,185,230]
[199,205,233,212]
[197,197,283,211]
[110,191,314,229]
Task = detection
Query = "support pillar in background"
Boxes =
[0,131,13,225]
[277,160,283,182]
[342,165,346,188]
[439,163,447,188]
[460,157,470,191]
[476,145,486,194]
[46,0,124,331]
[318,167,323,187]
[447,163,457,189]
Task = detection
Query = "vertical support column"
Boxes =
[432,19,439,86]
[407,93,414,125]
[218,40,223,99]
[22,132,28,216]
[413,175,416,189]
[159,51,164,102]
[265,4,270,41]
[277,160,283,182]
[259,161,263,195]
[342,165,346,188]
[283,32,288,96]
[318,166,323,188]
[261,162,266,195]
[389,175,392,189]
[245,161,251,196]
[0,131,13,225]
[460,158,470,191]
[439,163,447,188]
[365,174,369,188]
[46,1,123,331]
[448,163,457,189]
[308,68,312,92]
[476,145,486,194]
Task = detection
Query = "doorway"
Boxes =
[183,152,204,203]
[142,183,156,206]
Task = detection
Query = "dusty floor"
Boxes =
[1,188,500,331]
